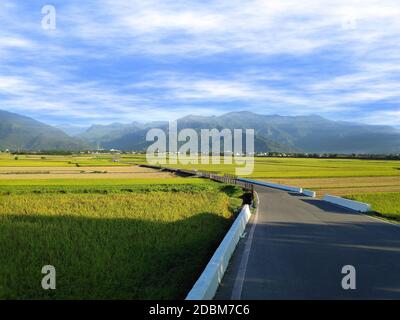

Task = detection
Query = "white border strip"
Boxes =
[302,189,316,198]
[186,205,252,300]
[237,178,302,193]
[323,194,371,212]
[231,192,259,299]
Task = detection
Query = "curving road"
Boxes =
[215,185,400,299]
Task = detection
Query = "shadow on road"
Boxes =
[300,198,360,215]
[224,219,400,299]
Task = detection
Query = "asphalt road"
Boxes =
[215,185,400,299]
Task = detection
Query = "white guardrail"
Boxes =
[237,178,302,193]
[237,178,318,197]
[323,195,371,213]
[302,189,316,198]
[186,205,252,300]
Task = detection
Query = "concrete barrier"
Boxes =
[186,205,252,300]
[302,189,316,198]
[323,195,371,212]
[237,178,302,193]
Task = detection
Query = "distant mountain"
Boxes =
[93,111,400,154]
[56,124,89,136]
[211,112,400,154]
[2,110,400,153]
[77,121,169,147]
[77,122,142,144]
[0,110,88,151]
[92,116,293,152]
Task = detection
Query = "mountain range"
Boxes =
[1,109,399,154]
[0,110,88,151]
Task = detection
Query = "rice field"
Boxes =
[0,153,129,167]
[123,154,400,179]
[345,193,400,220]
[2,153,399,179]
[266,176,400,198]
[0,153,245,299]
[1,151,398,299]
[0,184,243,299]
[119,154,400,222]
[0,165,174,180]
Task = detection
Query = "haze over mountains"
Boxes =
[1,109,400,154]
[0,110,88,151]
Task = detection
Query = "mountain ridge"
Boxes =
[1,109,399,153]
[0,110,89,151]
[79,111,400,154]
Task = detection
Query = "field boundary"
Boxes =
[186,205,251,300]
[140,166,316,198]
[323,194,371,212]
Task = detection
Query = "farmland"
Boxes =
[119,154,400,221]
[266,176,400,197]
[0,152,399,299]
[0,180,243,299]
[1,153,399,199]
[0,165,173,180]
[0,153,129,167]
[0,153,245,299]
[122,154,400,198]
[3,154,399,180]
[2,153,399,179]
[121,154,400,179]
[346,193,400,221]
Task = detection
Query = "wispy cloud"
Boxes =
[358,110,400,126]
[0,0,399,126]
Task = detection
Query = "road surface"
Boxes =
[215,185,400,299]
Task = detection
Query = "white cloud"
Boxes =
[0,0,400,126]
[53,0,400,58]
[358,110,400,126]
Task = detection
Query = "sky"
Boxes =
[0,0,400,128]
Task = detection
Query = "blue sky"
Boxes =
[1,0,400,128]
